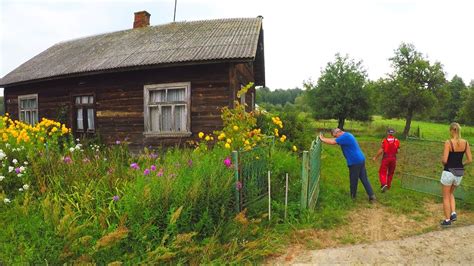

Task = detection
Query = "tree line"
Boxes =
[257,43,474,137]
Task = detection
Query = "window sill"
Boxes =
[143,132,192,138]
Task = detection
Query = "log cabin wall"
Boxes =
[4,62,238,148]
[229,62,256,111]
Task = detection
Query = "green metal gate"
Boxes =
[301,137,322,210]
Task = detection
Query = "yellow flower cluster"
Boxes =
[1,114,71,144]
[271,117,283,128]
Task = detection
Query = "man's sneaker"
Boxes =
[440,220,452,226]
[450,213,457,221]
[369,195,376,203]
[381,185,388,193]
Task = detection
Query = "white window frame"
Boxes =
[74,94,96,133]
[143,82,191,137]
[18,94,39,125]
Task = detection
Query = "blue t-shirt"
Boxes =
[335,132,365,166]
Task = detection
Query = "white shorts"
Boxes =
[440,170,463,186]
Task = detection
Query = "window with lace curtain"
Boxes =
[18,94,38,125]
[74,95,95,133]
[144,82,191,137]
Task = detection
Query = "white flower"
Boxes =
[8,166,14,173]
[23,161,28,165]
[19,188,23,192]
[5,143,10,148]
[23,184,29,190]
[17,174,23,178]
[69,147,75,152]
[0,176,5,181]
[4,198,11,203]
[76,138,80,142]
[12,159,18,164]
[0,150,6,161]
[20,166,26,172]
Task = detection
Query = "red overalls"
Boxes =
[379,136,400,188]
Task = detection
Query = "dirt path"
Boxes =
[281,225,474,264]
[270,202,474,264]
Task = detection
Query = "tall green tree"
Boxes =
[383,43,446,137]
[458,88,474,125]
[304,54,370,130]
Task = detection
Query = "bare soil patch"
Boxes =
[269,201,474,264]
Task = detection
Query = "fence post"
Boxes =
[300,150,309,210]
[232,150,240,213]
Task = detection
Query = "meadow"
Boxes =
[1,111,473,264]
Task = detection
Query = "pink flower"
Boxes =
[130,163,139,170]
[224,157,232,168]
[157,168,164,177]
[236,181,242,191]
[188,159,193,167]
[63,156,72,164]
[107,168,114,175]
[144,169,150,175]
[113,195,120,201]
[115,140,121,145]
[15,168,21,174]
[151,165,157,171]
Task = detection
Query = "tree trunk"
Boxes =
[338,117,345,131]
[403,109,413,138]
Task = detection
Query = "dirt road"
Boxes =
[284,225,474,264]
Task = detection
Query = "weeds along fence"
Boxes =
[232,137,275,214]
[398,138,474,203]
[300,137,322,210]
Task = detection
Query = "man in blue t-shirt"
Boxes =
[320,128,376,202]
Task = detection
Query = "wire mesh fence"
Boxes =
[397,138,474,202]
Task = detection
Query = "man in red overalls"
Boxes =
[373,128,400,192]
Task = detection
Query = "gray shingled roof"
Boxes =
[1,17,262,86]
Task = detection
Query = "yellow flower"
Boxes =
[274,128,279,137]
[198,132,204,138]
[244,140,250,145]
[292,145,298,152]
[226,138,232,144]
[218,133,226,140]
[205,135,210,141]
[225,143,231,149]
[280,135,287,142]
[233,125,239,131]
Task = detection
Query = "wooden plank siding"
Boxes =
[4,62,259,148]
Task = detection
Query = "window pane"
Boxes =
[175,105,186,131]
[89,96,94,104]
[160,106,172,131]
[32,111,38,125]
[77,108,84,130]
[87,108,94,130]
[150,90,166,103]
[26,111,31,124]
[240,93,246,105]
[82,96,89,104]
[20,100,26,109]
[150,107,160,132]
[29,98,37,108]
[168,88,185,101]
[75,97,81,104]
[20,111,25,121]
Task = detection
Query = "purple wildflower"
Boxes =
[188,159,193,167]
[15,168,21,174]
[149,153,158,159]
[150,165,157,171]
[224,157,232,168]
[115,140,121,145]
[63,156,72,164]
[130,163,139,170]
[144,168,151,175]
[236,181,243,191]
[112,195,120,202]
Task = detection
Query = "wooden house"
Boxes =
[0,11,265,148]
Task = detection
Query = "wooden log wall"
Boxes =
[4,62,258,148]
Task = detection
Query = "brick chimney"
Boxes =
[133,11,151,28]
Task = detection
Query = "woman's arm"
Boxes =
[465,142,472,166]
[373,148,383,161]
[442,141,450,165]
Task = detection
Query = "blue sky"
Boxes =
[1,0,474,96]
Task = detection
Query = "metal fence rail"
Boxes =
[301,137,322,210]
